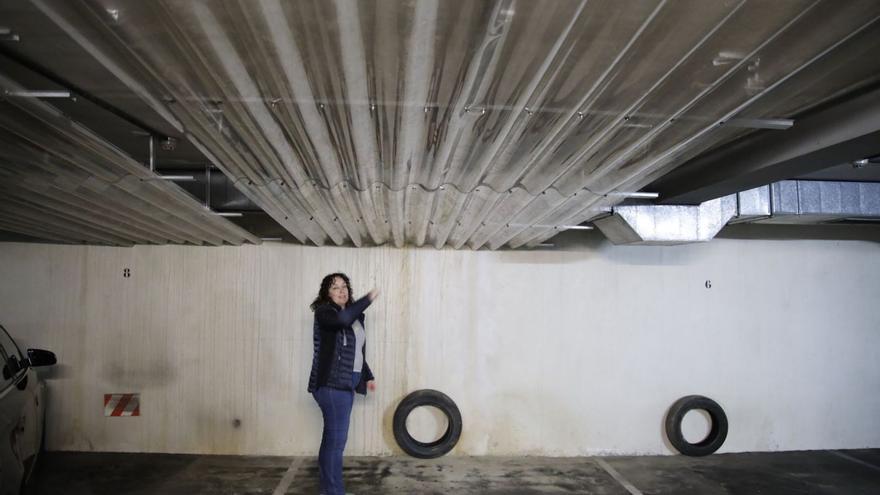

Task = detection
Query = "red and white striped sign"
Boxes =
[104,393,140,417]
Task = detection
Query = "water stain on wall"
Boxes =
[101,359,175,388]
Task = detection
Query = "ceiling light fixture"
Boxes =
[4,90,70,98]
[712,50,747,66]
[507,223,594,231]
[214,212,243,217]
[0,27,18,41]
[605,191,660,199]
[148,136,155,171]
[156,175,194,181]
[725,118,793,130]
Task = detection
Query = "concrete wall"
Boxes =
[0,235,878,456]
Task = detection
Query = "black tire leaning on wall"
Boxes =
[393,389,462,459]
[665,395,728,457]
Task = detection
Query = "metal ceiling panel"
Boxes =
[446,186,504,249]
[0,75,259,246]
[467,187,536,249]
[513,191,610,248]
[7,0,880,248]
[592,2,880,201]
[485,187,566,250]
[426,187,468,249]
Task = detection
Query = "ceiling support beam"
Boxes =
[0,47,170,139]
[653,86,880,205]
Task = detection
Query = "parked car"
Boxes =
[0,324,56,495]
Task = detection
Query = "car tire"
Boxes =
[665,395,728,456]
[393,389,462,459]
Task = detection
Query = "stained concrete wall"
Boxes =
[0,235,878,456]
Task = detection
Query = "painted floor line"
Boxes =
[594,457,643,495]
[828,450,880,473]
[273,456,304,495]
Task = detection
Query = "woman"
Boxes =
[307,273,378,495]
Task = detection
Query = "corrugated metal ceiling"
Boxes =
[0,73,259,246]
[2,0,880,248]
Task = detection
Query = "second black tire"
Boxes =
[393,389,462,459]
[665,395,728,457]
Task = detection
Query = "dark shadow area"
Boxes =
[225,212,299,242]
[22,450,880,495]
[24,452,289,495]
[717,223,880,242]
[0,230,59,244]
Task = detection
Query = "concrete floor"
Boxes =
[24,449,880,494]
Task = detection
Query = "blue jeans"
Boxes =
[313,371,360,495]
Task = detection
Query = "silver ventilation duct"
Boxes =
[594,180,880,245]
[593,196,737,245]
[756,180,880,224]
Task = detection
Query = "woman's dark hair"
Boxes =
[310,272,353,311]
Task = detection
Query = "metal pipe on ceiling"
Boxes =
[0,45,171,138]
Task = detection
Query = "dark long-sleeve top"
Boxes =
[307,295,375,395]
